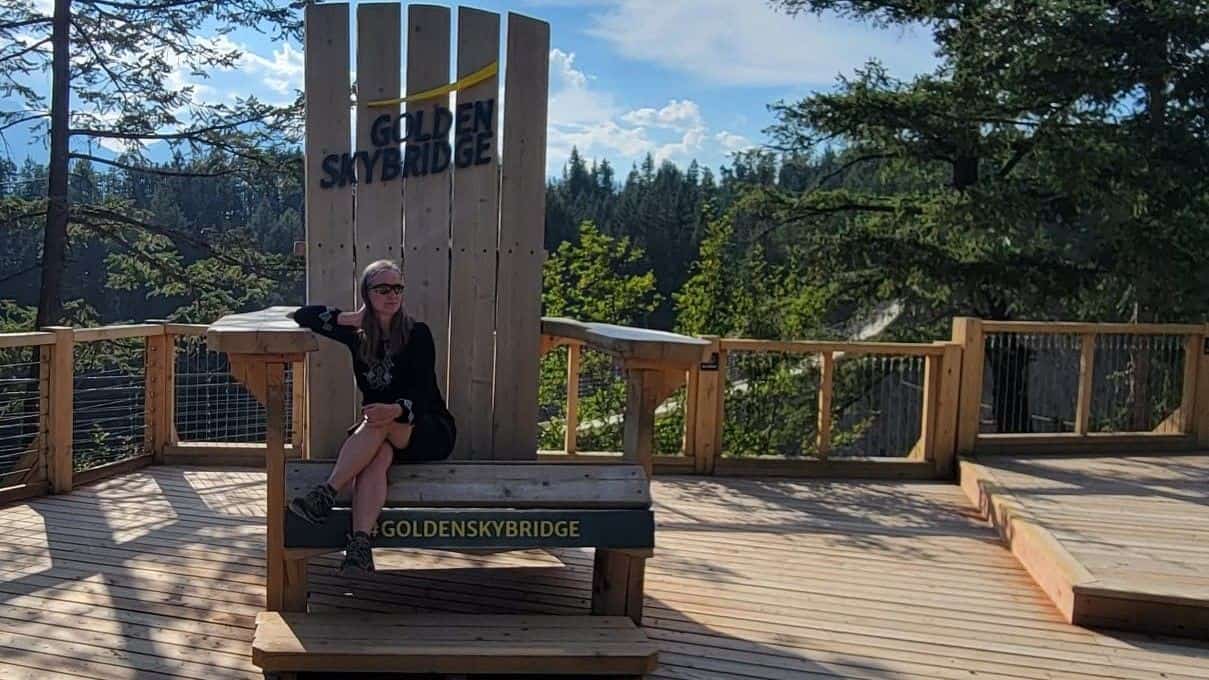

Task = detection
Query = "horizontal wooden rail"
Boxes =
[0,332,55,349]
[981,321,1204,336]
[718,338,947,357]
[164,323,207,336]
[74,324,164,343]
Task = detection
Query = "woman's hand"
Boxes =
[337,306,366,327]
[362,402,403,426]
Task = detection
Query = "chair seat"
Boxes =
[287,461,651,509]
[253,611,660,675]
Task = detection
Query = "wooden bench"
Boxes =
[253,612,659,678]
[281,461,655,623]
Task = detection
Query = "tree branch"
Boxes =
[69,16,137,98]
[78,0,210,11]
[69,153,237,178]
[0,37,52,64]
[69,112,277,141]
[0,18,54,31]
[813,153,894,189]
[0,113,50,133]
[75,204,301,277]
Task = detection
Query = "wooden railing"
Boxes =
[953,319,1209,455]
[696,337,961,478]
[0,321,308,504]
[3,315,1207,506]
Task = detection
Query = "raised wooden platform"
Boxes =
[961,452,1209,638]
[253,611,658,675]
[2,466,1208,679]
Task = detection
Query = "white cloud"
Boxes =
[588,0,936,87]
[715,130,752,153]
[654,125,706,164]
[241,42,305,96]
[548,48,617,127]
[545,47,747,174]
[621,99,702,130]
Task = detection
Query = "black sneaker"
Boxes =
[339,531,375,576]
[288,483,336,525]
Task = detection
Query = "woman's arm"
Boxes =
[393,322,439,424]
[292,305,359,345]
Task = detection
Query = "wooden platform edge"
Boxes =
[252,612,660,675]
[958,456,1090,623]
[960,455,1209,640]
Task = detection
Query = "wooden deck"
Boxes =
[1,466,1207,679]
[962,452,1209,638]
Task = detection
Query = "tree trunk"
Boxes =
[38,0,72,329]
[1129,303,1152,431]
[1128,24,1167,432]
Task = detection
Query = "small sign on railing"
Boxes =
[700,352,719,371]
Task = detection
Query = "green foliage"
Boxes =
[538,221,661,451]
[542,221,660,324]
[675,210,832,340]
[763,0,1209,324]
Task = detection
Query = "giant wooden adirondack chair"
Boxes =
[206,3,706,677]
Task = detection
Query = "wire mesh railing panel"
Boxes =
[830,354,924,458]
[979,332,1188,435]
[73,338,146,471]
[537,345,570,450]
[655,383,687,456]
[567,345,626,452]
[0,347,42,486]
[1091,334,1185,433]
[538,345,687,455]
[174,335,294,444]
[980,333,1081,434]
[722,351,820,458]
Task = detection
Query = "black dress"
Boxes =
[292,305,456,463]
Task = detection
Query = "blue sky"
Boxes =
[11,0,939,179]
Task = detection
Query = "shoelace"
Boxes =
[348,535,371,561]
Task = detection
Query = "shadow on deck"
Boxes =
[1,466,1207,679]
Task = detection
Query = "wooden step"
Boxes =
[253,612,660,675]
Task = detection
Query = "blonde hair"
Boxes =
[357,259,413,365]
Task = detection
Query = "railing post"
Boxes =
[913,352,939,463]
[932,342,962,477]
[1177,332,1201,436]
[45,326,74,493]
[1194,326,1209,447]
[564,343,580,455]
[35,343,50,485]
[682,364,699,463]
[952,317,984,454]
[692,337,722,475]
[1075,333,1096,435]
[622,368,660,477]
[291,360,307,459]
[816,351,834,460]
[144,321,173,463]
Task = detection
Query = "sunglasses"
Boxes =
[370,284,405,295]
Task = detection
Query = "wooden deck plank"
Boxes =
[2,466,1208,678]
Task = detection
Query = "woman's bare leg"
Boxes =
[352,442,393,535]
[385,420,413,451]
[326,420,390,492]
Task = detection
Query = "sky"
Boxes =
[9,0,939,179]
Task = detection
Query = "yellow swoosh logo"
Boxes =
[366,61,498,107]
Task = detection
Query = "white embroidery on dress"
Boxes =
[317,307,335,332]
[363,353,394,389]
